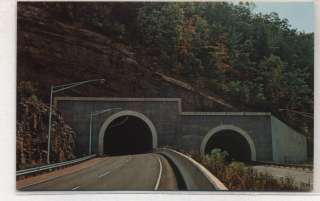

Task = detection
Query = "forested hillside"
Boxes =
[138,2,313,132]
[17,2,314,158]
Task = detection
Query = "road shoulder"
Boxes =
[16,157,105,190]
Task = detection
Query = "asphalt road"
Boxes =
[22,153,170,191]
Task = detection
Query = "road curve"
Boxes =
[21,153,172,191]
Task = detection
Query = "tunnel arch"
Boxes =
[98,110,158,155]
[200,125,256,161]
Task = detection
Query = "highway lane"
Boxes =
[21,153,167,191]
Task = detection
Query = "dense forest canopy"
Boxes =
[30,2,314,145]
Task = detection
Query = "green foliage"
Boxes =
[204,148,229,173]
[34,1,313,139]
[228,161,246,173]
[257,54,286,104]
[137,3,184,70]
[17,81,38,100]
[31,94,39,102]
[136,1,313,137]
[187,151,304,191]
[138,3,184,47]
[207,148,229,164]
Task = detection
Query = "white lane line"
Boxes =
[20,157,131,190]
[98,171,110,178]
[71,185,81,190]
[111,157,132,170]
[97,156,131,179]
[154,156,163,190]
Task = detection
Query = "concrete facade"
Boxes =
[270,116,307,163]
[55,97,307,163]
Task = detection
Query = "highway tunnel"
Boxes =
[204,130,252,162]
[103,115,153,155]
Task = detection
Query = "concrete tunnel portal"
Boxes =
[104,115,153,155]
[57,97,308,163]
[200,125,257,162]
[98,110,158,156]
[204,130,252,162]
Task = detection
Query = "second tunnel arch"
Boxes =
[98,110,158,155]
[200,125,257,161]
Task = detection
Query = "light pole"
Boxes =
[279,108,313,119]
[88,108,122,155]
[47,79,105,164]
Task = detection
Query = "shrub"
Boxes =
[31,94,38,102]
[208,148,229,162]
[17,81,38,99]
[204,148,229,174]
[185,150,304,191]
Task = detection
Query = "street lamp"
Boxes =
[47,79,105,164]
[279,108,313,119]
[88,108,122,155]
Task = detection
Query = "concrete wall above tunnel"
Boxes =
[55,97,308,164]
[200,125,257,161]
[98,110,158,156]
[270,116,307,163]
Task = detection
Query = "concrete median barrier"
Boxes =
[157,148,227,191]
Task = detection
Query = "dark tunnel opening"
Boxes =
[205,130,252,162]
[103,115,153,155]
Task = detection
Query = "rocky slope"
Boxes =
[17,96,76,170]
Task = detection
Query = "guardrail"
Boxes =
[16,154,96,177]
[157,148,227,191]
